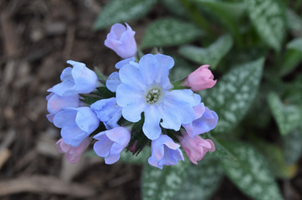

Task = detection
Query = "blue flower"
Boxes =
[53,107,99,147]
[148,134,184,169]
[116,54,198,140]
[182,103,218,138]
[105,23,137,59]
[91,97,122,129]
[52,60,98,96]
[93,127,131,164]
[106,57,137,92]
[46,89,81,122]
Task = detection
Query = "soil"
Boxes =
[0,1,302,200]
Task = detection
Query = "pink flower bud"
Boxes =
[129,140,137,153]
[55,137,90,164]
[185,65,216,91]
[105,23,137,59]
[180,132,215,165]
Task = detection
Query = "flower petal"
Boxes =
[143,106,162,140]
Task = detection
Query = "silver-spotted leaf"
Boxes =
[179,34,233,69]
[93,0,157,30]
[220,141,284,200]
[286,8,302,37]
[267,92,302,135]
[244,0,286,51]
[174,157,223,200]
[142,160,189,200]
[201,58,264,135]
[140,18,204,49]
[282,127,302,165]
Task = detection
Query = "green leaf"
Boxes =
[287,38,302,53]
[178,34,233,69]
[280,49,302,76]
[119,147,151,164]
[251,139,297,179]
[286,8,302,37]
[282,127,302,165]
[204,133,236,160]
[167,53,195,82]
[192,0,245,39]
[93,0,157,30]
[267,92,302,135]
[220,141,284,200]
[201,58,264,135]
[244,0,286,51]
[174,157,223,200]
[161,0,190,19]
[142,160,189,200]
[140,18,204,49]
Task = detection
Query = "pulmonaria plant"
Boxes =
[46,23,218,169]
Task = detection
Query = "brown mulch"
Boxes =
[0,0,302,200]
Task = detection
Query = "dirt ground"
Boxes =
[0,0,302,200]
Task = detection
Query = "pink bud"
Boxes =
[129,140,137,153]
[55,137,90,164]
[180,132,215,165]
[185,65,216,91]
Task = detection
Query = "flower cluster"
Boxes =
[47,23,218,169]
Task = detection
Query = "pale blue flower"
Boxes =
[93,127,131,164]
[182,103,218,138]
[53,107,99,147]
[52,60,98,96]
[106,57,137,92]
[46,89,80,122]
[148,134,184,169]
[105,23,137,59]
[116,54,198,140]
[91,97,122,129]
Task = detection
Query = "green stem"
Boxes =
[179,0,212,35]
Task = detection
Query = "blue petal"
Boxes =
[119,64,146,91]
[53,109,77,128]
[61,124,88,147]
[143,106,162,140]
[115,57,135,69]
[60,67,73,81]
[116,84,144,107]
[75,107,99,134]
[106,72,121,92]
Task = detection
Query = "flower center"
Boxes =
[146,88,161,104]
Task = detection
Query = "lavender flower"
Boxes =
[105,23,137,59]
[91,97,122,129]
[93,127,131,164]
[148,134,184,169]
[182,103,218,138]
[46,90,80,122]
[53,107,99,147]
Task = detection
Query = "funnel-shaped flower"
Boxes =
[182,103,218,138]
[105,23,137,59]
[93,127,131,164]
[116,54,198,140]
[185,65,216,91]
[180,132,215,165]
[52,60,98,96]
[56,137,90,164]
[46,91,80,122]
[91,97,122,129]
[53,107,99,147]
[148,134,184,169]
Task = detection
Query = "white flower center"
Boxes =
[146,88,161,104]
